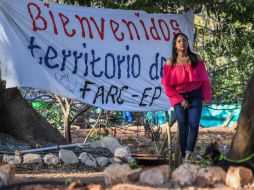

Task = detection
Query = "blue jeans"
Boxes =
[174,87,203,158]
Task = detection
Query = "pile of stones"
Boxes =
[103,163,254,189]
[1,137,135,169]
[0,163,254,189]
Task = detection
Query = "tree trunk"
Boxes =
[226,71,254,160]
[0,82,67,145]
[63,113,71,143]
[54,95,72,143]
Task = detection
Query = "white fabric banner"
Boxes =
[0,0,194,111]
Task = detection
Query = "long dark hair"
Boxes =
[172,32,198,68]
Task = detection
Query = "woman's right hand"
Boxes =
[181,99,189,109]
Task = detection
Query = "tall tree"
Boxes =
[227,71,254,160]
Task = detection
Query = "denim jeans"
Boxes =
[174,87,203,158]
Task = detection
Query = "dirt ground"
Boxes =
[12,124,237,187]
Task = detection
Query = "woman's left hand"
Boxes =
[181,99,189,109]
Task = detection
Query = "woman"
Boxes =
[161,32,212,163]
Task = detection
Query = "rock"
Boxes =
[59,149,78,164]
[83,184,104,190]
[0,164,15,185]
[213,183,232,189]
[114,146,135,164]
[104,164,132,186]
[139,165,171,186]
[109,157,123,164]
[66,180,82,189]
[79,152,97,167]
[23,153,42,164]
[96,157,109,167]
[247,180,254,190]
[126,168,143,183]
[196,166,226,187]
[2,155,21,165]
[43,153,60,165]
[91,137,122,154]
[171,163,199,187]
[225,166,253,189]
[195,154,203,161]
[109,183,169,190]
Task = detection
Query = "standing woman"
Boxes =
[161,32,212,163]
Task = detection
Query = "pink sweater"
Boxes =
[161,60,212,106]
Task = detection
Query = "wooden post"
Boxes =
[84,112,102,143]
[222,114,233,127]
[164,111,172,167]
[160,133,168,155]
[114,125,117,137]
[174,124,181,168]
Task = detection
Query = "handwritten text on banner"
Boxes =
[0,0,194,111]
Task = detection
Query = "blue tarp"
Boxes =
[200,104,240,127]
[144,104,241,127]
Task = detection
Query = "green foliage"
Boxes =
[195,2,254,103]
[33,102,64,130]
[31,99,84,130]
[89,132,101,141]
[90,128,109,141]
[129,161,140,169]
